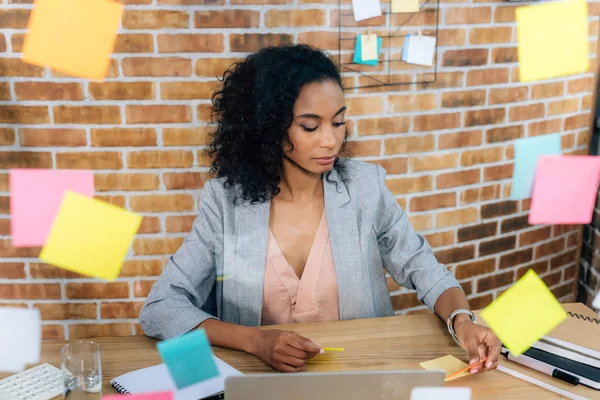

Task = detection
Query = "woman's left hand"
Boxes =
[454,320,502,374]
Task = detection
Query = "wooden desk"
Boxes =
[0,310,585,399]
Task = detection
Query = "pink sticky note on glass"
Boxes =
[9,169,94,247]
[103,392,173,400]
[529,156,600,225]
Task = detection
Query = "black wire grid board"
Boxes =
[337,0,440,90]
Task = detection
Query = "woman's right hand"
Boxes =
[251,329,323,372]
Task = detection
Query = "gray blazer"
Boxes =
[140,159,461,340]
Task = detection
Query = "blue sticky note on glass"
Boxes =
[402,34,411,61]
[353,36,383,66]
[157,329,219,389]
[510,133,561,200]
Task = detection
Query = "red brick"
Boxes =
[123,58,192,77]
[126,105,192,124]
[14,82,83,101]
[0,9,30,28]
[457,222,497,242]
[101,302,145,319]
[385,176,433,195]
[133,238,184,255]
[0,284,61,300]
[481,200,517,218]
[440,90,485,108]
[436,169,480,189]
[484,164,513,181]
[436,208,479,228]
[477,271,514,292]
[384,135,434,154]
[20,129,86,147]
[0,59,43,77]
[164,172,210,190]
[535,238,566,259]
[89,82,154,100]
[0,263,26,279]
[123,10,189,29]
[485,125,524,143]
[166,215,197,233]
[388,94,437,112]
[35,303,96,320]
[91,128,157,147]
[0,152,52,169]
[160,81,218,100]
[442,49,488,67]
[532,82,565,99]
[69,324,132,339]
[445,7,491,24]
[230,34,293,52]
[358,117,411,136]
[465,109,506,127]
[440,130,483,150]
[410,193,456,212]
[54,106,120,124]
[265,9,325,27]
[30,263,82,279]
[509,103,545,122]
[520,227,552,246]
[424,231,455,248]
[461,147,503,166]
[494,6,516,22]
[455,258,496,280]
[66,282,129,299]
[529,119,562,136]
[0,106,49,124]
[410,153,458,172]
[158,34,224,53]
[499,248,533,269]
[491,47,517,64]
[369,158,408,175]
[467,68,510,86]
[568,77,595,94]
[516,260,549,280]
[130,194,194,212]
[469,27,512,44]
[489,87,528,104]
[114,34,154,53]
[56,152,122,170]
[548,99,579,116]
[435,245,475,264]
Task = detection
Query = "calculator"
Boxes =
[0,363,63,400]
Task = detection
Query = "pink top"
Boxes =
[261,212,340,325]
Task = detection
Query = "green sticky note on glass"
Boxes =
[516,0,589,82]
[353,36,382,66]
[510,133,561,200]
[157,329,219,389]
[480,270,567,356]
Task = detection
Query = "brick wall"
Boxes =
[578,188,600,310]
[0,0,597,339]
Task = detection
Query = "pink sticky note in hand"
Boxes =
[9,169,94,247]
[103,392,173,400]
[529,156,600,225]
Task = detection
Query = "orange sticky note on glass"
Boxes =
[22,0,123,80]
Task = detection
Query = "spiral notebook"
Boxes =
[110,356,242,400]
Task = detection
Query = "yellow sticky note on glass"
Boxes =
[516,0,589,82]
[392,0,419,13]
[22,0,123,80]
[360,34,378,61]
[39,191,142,281]
[420,355,469,382]
[480,270,567,356]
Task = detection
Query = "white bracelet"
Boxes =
[446,309,476,346]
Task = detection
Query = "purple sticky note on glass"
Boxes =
[529,156,600,225]
[9,169,94,247]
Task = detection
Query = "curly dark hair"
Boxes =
[207,44,350,204]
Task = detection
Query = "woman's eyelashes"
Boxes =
[300,121,346,132]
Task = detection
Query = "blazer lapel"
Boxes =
[233,199,270,327]
[323,170,364,320]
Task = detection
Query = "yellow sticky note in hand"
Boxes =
[360,34,378,61]
[39,191,142,281]
[480,270,567,355]
[420,355,469,381]
[22,0,123,80]
[392,0,419,13]
[516,0,589,82]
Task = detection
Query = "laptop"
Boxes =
[224,370,445,400]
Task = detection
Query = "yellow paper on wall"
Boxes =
[22,0,123,80]
[480,270,567,356]
[420,355,469,382]
[39,191,142,281]
[516,0,589,82]
[392,0,419,13]
[360,34,378,61]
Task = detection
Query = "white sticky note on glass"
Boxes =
[352,0,382,21]
[392,0,419,13]
[360,34,378,61]
[0,308,41,372]
[404,35,436,66]
[592,292,600,310]
[411,387,472,400]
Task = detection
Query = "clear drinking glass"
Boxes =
[60,341,102,400]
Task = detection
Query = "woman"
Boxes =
[140,44,501,374]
